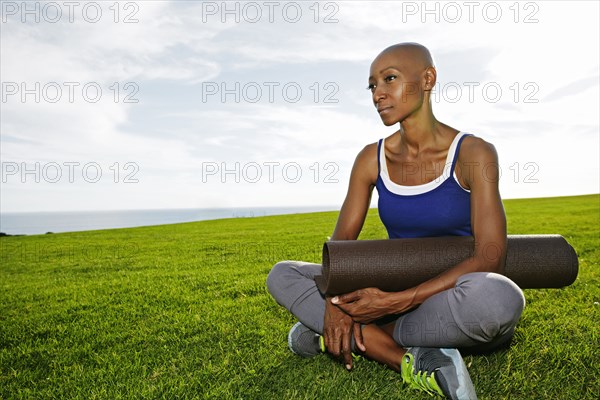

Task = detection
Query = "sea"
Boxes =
[0,206,338,236]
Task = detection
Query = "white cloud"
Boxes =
[1,0,598,213]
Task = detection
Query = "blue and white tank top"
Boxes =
[375,132,473,239]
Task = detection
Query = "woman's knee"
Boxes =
[266,260,323,299]
[266,261,293,298]
[453,272,526,342]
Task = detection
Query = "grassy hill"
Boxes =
[1,194,598,399]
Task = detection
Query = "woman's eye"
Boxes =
[366,83,376,91]
[384,75,397,83]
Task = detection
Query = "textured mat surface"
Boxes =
[315,235,578,295]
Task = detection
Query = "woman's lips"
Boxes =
[378,106,392,115]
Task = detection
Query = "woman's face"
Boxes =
[367,50,427,126]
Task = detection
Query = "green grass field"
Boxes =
[1,194,599,399]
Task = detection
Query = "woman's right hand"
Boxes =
[324,143,375,370]
[323,297,366,370]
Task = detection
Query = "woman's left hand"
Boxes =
[332,287,417,324]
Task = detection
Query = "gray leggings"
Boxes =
[267,261,526,351]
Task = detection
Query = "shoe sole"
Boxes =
[287,322,303,355]
[439,348,477,400]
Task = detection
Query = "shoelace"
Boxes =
[318,336,363,362]
[401,353,444,397]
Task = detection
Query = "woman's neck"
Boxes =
[398,114,442,153]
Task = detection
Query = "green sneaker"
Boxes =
[287,322,325,357]
[401,347,477,400]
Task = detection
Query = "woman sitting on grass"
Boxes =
[267,42,525,400]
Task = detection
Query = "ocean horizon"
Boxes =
[0,206,339,236]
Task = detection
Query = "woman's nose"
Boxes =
[373,87,386,104]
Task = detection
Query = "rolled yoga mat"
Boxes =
[315,235,578,296]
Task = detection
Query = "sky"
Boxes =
[1,0,599,213]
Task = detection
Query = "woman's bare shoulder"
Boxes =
[460,134,499,163]
[352,140,380,184]
[358,140,379,157]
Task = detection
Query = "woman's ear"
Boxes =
[423,66,437,91]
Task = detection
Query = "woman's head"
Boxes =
[368,43,437,126]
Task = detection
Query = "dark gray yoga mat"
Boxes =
[315,235,578,295]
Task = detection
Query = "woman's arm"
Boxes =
[333,137,507,323]
[324,143,377,369]
[330,144,378,241]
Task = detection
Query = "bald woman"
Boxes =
[267,43,525,400]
